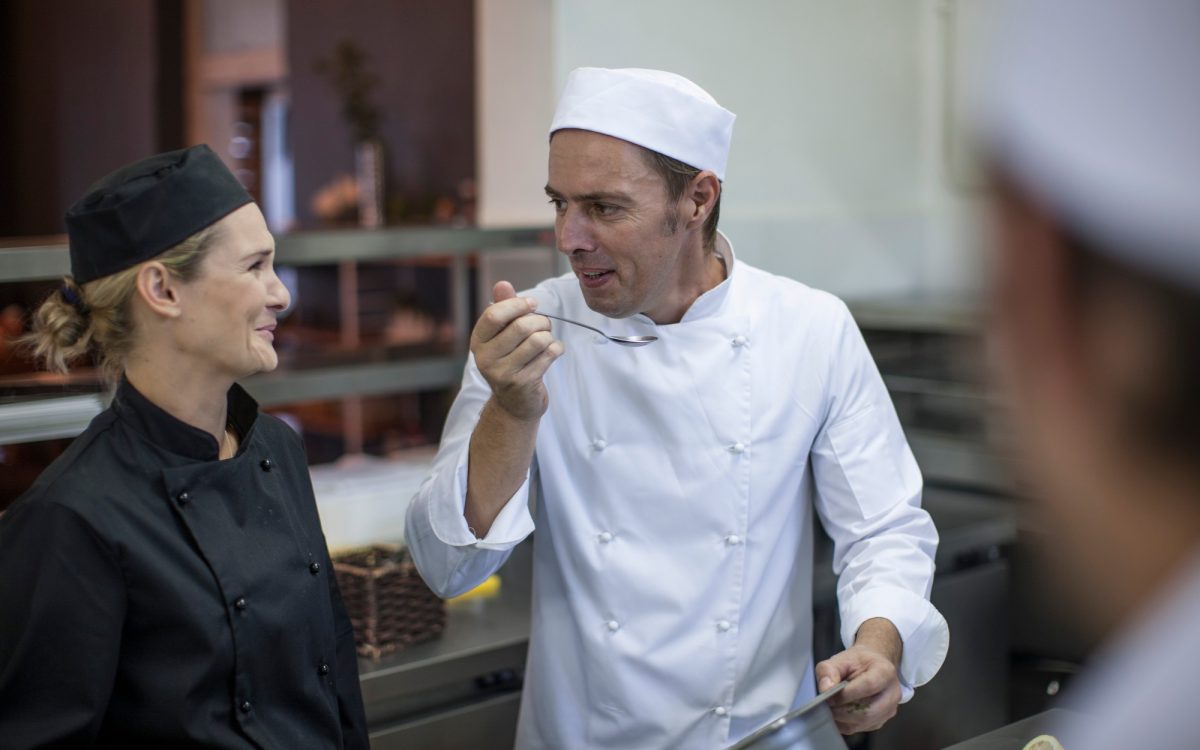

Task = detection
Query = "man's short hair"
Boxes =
[639,148,722,249]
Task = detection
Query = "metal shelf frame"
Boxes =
[0,226,555,445]
[0,225,555,281]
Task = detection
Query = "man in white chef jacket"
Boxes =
[407,67,948,749]
[980,2,1200,749]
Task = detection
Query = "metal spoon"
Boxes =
[539,312,658,347]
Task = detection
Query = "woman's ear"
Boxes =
[684,171,721,231]
[133,262,183,319]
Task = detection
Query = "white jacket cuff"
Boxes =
[426,448,535,552]
[839,586,950,703]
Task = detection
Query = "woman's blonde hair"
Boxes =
[23,226,218,382]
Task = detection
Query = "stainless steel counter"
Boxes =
[360,540,532,748]
[944,708,1077,750]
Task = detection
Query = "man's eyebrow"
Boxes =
[543,185,634,204]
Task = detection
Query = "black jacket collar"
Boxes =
[111,377,259,462]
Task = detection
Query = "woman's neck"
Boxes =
[123,357,232,447]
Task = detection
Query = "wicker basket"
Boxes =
[332,544,446,659]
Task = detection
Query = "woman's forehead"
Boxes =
[213,203,274,251]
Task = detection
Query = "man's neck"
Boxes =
[643,241,728,324]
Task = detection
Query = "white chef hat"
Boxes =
[550,67,736,181]
[981,0,1200,289]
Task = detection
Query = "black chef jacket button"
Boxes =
[260,458,273,472]
[240,700,252,713]
[176,490,190,505]
[234,597,247,611]
[318,663,330,676]
[309,562,321,575]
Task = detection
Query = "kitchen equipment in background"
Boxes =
[310,448,436,550]
[846,296,1094,747]
[813,487,1014,749]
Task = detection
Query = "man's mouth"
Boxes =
[577,268,614,288]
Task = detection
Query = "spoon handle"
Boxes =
[538,312,609,338]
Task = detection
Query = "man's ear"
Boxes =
[683,171,721,232]
[133,262,183,319]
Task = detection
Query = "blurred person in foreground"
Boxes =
[407,67,948,748]
[0,145,367,748]
[981,2,1200,747]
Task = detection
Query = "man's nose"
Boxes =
[556,206,595,256]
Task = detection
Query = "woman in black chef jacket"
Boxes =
[0,145,368,749]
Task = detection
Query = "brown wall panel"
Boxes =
[286,0,475,228]
[0,0,157,236]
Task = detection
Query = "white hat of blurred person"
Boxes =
[550,67,737,181]
[981,0,1200,289]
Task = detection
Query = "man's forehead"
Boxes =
[548,130,660,193]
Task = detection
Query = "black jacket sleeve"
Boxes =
[0,501,126,747]
[328,560,369,749]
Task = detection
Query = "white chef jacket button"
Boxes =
[592,438,608,451]
[731,335,748,348]
[606,620,620,632]
[713,706,728,717]
[717,619,732,632]
[725,534,742,546]
[598,531,613,543]
[729,442,746,454]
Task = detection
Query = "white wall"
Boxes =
[475,0,557,227]
[476,0,984,297]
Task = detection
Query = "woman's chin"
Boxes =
[239,351,280,379]
[255,353,280,374]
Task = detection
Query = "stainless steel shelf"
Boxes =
[244,355,466,407]
[907,429,1015,493]
[0,392,109,444]
[0,226,555,281]
[276,225,553,266]
[0,224,553,446]
[847,294,982,333]
[0,241,70,282]
[0,355,466,445]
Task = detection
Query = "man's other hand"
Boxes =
[814,617,903,735]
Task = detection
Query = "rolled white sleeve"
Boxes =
[810,301,950,701]
[405,353,536,598]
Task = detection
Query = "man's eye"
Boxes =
[593,204,618,217]
[548,198,566,212]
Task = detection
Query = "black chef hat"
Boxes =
[65,145,252,284]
